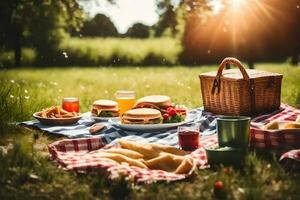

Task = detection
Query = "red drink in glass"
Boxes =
[178,126,200,151]
[62,97,79,112]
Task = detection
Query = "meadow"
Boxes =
[0,63,300,199]
[0,37,181,67]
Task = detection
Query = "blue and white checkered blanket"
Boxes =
[19,108,217,146]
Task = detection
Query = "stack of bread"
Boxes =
[91,140,195,175]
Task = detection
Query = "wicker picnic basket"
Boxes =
[199,57,283,116]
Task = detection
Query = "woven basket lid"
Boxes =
[199,69,282,80]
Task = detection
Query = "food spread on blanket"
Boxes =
[91,100,119,117]
[36,106,81,118]
[121,95,187,124]
[91,139,195,174]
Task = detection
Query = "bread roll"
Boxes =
[104,148,144,159]
[283,122,300,129]
[263,121,279,130]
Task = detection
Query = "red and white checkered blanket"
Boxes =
[48,104,300,183]
[48,135,217,183]
[250,104,300,156]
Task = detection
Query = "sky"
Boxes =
[81,0,159,34]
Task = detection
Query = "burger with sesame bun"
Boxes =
[91,100,119,117]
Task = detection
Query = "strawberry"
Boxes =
[167,108,177,116]
[163,113,170,120]
[214,181,224,190]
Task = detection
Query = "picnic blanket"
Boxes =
[19,108,217,142]
[20,105,300,183]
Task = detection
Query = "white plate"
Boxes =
[91,115,120,122]
[111,114,196,131]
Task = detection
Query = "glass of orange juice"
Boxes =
[115,90,136,115]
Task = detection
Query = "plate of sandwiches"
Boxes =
[112,95,195,131]
[90,100,120,121]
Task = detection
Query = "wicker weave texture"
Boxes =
[199,58,282,116]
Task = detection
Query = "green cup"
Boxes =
[217,116,251,149]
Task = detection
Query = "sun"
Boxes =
[230,0,248,10]
[211,0,248,14]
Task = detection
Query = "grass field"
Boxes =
[0,63,300,199]
[0,38,181,67]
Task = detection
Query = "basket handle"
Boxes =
[212,57,250,94]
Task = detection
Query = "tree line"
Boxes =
[0,0,299,67]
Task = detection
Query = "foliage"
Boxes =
[0,64,300,199]
[73,13,119,37]
[125,23,151,38]
[154,0,177,37]
[0,0,84,66]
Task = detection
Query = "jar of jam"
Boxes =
[62,97,79,113]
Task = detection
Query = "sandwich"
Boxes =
[121,108,162,124]
[134,95,172,111]
[91,100,119,117]
[133,95,187,123]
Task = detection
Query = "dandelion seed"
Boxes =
[10,95,14,98]
[10,80,15,84]
[50,81,58,86]
[267,164,271,168]
[238,188,245,194]
[24,89,28,94]
[80,85,85,90]
[25,96,30,100]
[207,50,211,54]
[62,51,68,58]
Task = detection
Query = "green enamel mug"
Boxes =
[217,116,251,149]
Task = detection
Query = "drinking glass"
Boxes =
[62,97,79,112]
[178,125,200,151]
[115,90,136,115]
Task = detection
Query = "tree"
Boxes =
[0,0,83,66]
[154,0,177,37]
[78,13,118,37]
[125,23,151,38]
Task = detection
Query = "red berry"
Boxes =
[168,108,177,116]
[223,167,231,174]
[163,114,169,120]
[214,181,223,190]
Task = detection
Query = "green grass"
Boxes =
[0,63,300,199]
[0,38,181,67]
[59,37,181,66]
